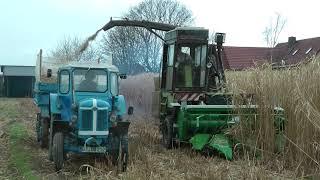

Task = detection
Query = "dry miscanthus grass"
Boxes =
[226,57,320,175]
[120,73,157,115]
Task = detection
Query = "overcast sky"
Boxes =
[1,0,319,66]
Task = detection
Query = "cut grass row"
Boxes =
[8,122,39,180]
[0,99,39,179]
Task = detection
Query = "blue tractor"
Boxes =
[34,60,133,171]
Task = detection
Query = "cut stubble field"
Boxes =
[2,58,320,179]
[0,98,293,179]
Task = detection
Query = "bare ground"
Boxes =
[0,98,295,179]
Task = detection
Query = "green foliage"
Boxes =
[8,122,39,180]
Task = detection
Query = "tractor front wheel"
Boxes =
[162,116,173,149]
[52,132,64,171]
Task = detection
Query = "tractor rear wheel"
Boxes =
[52,132,64,171]
[117,135,128,172]
[162,116,173,149]
[40,118,49,148]
[111,135,129,172]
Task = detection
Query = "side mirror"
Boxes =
[47,69,52,78]
[128,106,134,115]
[119,74,127,79]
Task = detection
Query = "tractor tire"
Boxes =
[119,135,129,172]
[52,132,64,171]
[111,135,129,172]
[36,113,41,142]
[48,136,53,161]
[162,116,174,149]
[40,119,49,148]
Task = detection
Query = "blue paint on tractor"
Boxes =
[34,63,131,171]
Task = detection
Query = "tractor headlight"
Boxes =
[109,112,117,122]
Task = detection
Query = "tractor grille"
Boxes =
[81,110,93,131]
[97,110,108,131]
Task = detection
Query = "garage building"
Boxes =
[0,65,35,97]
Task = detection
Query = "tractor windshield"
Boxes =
[73,69,108,92]
[175,44,207,88]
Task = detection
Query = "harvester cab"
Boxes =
[160,27,226,99]
[34,59,132,171]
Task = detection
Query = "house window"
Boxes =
[305,47,312,54]
[292,49,299,56]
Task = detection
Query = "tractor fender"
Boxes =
[50,94,72,121]
[114,95,126,116]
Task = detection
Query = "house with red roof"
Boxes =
[223,36,320,70]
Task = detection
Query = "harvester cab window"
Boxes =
[74,69,108,92]
[175,45,207,89]
[59,70,70,94]
[166,44,175,90]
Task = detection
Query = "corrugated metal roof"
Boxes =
[1,66,35,76]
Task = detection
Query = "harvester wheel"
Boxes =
[40,118,49,148]
[52,132,64,171]
[162,116,173,149]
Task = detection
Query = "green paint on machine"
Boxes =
[208,134,233,160]
[189,134,211,150]
[190,133,233,160]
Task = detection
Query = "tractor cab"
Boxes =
[161,27,226,94]
[57,63,121,106]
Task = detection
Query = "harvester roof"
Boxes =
[165,27,209,44]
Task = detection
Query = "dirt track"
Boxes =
[0,98,293,180]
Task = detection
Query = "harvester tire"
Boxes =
[52,132,64,171]
[162,116,173,149]
[40,119,49,148]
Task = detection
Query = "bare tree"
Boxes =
[100,0,193,75]
[50,36,100,63]
[263,13,286,63]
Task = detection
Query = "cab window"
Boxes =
[166,44,175,90]
[175,44,207,88]
[110,73,118,96]
[73,69,107,92]
[59,70,70,94]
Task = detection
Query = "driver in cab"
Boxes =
[79,71,97,91]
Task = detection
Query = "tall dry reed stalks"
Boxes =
[227,57,320,175]
[120,73,156,116]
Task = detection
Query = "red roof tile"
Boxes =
[222,46,271,70]
[222,37,320,70]
[273,37,320,65]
